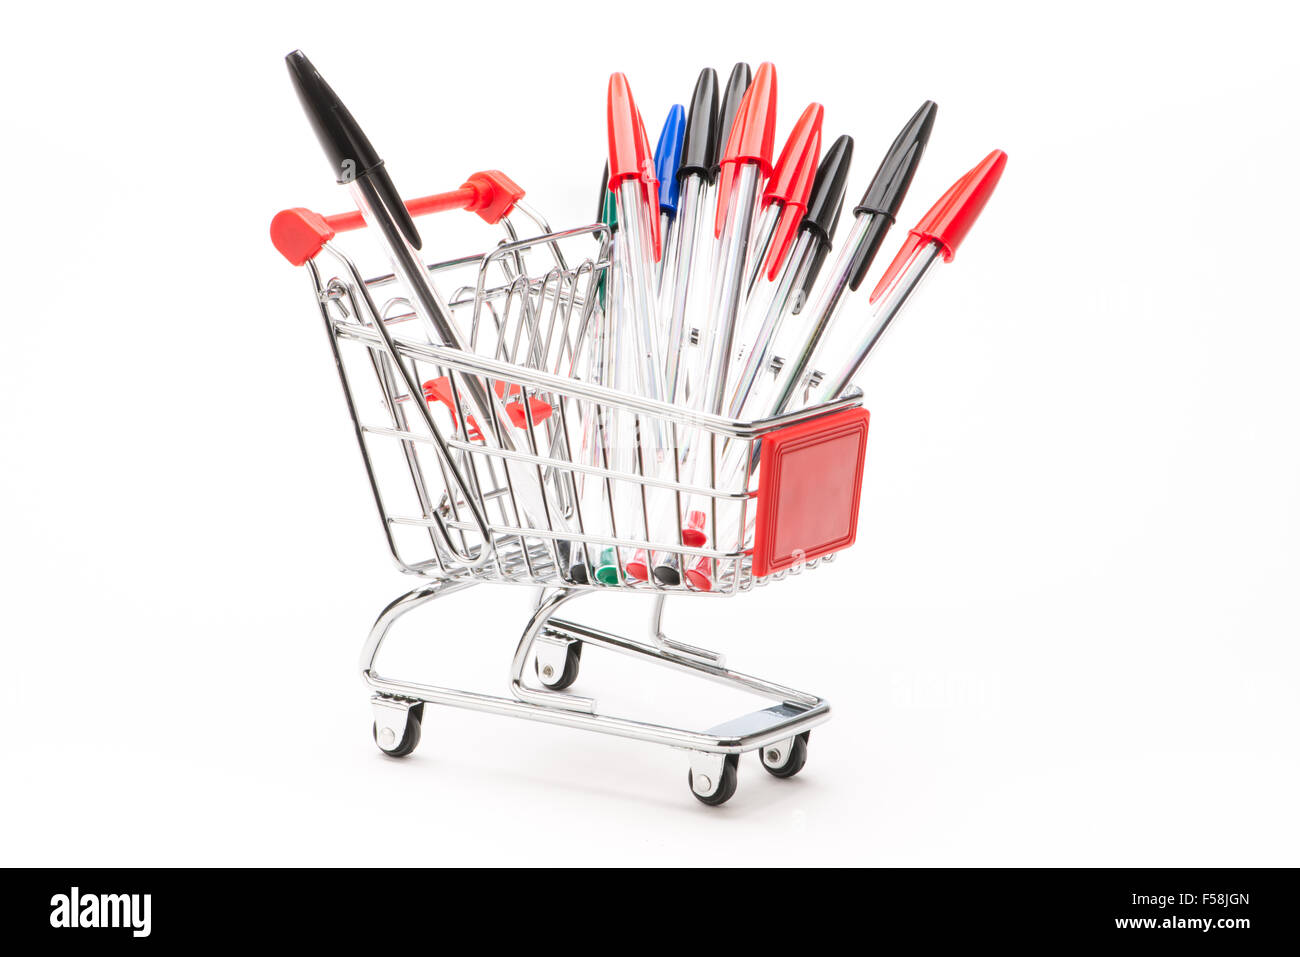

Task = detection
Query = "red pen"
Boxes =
[607,73,667,405]
[699,62,778,417]
[809,149,1008,404]
[743,102,824,299]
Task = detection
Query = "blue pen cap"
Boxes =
[654,105,686,215]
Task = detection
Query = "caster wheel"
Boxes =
[535,640,582,691]
[689,754,739,807]
[759,731,809,779]
[373,704,423,758]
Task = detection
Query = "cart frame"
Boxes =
[274,176,869,804]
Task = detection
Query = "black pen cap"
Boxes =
[678,68,720,183]
[847,100,937,289]
[794,135,853,308]
[800,134,854,247]
[285,50,422,250]
[712,62,752,175]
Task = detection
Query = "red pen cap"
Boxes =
[715,62,778,236]
[761,103,823,281]
[869,149,1007,303]
[607,73,662,260]
[635,106,662,260]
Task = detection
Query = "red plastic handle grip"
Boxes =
[271,170,524,266]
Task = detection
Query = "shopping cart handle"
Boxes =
[270,170,525,266]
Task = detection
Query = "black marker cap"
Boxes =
[848,100,937,289]
[712,62,752,175]
[678,68,720,183]
[285,50,422,250]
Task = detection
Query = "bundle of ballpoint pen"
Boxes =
[278,52,1006,591]
[592,63,1005,585]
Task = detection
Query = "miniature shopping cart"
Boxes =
[271,171,871,805]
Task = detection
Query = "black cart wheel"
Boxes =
[759,731,809,778]
[535,640,582,691]
[689,753,739,806]
[372,704,423,758]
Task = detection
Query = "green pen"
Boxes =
[570,178,622,584]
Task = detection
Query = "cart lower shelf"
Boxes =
[361,579,830,806]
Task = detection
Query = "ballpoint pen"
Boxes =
[730,137,850,421]
[660,67,719,407]
[763,99,937,419]
[728,103,823,380]
[693,61,752,387]
[805,148,1008,405]
[606,74,674,581]
[285,51,568,568]
[700,61,777,418]
[790,133,854,316]
[653,105,686,289]
[572,171,620,583]
[741,103,823,300]
[637,71,721,586]
[660,64,775,589]
[725,130,851,419]
[588,177,642,584]
[606,74,667,405]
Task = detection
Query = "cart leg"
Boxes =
[508,588,596,713]
[359,579,476,758]
[358,577,478,682]
[650,594,725,667]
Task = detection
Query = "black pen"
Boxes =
[285,51,566,561]
[766,100,937,417]
[660,67,720,405]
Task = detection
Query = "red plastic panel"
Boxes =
[751,407,870,578]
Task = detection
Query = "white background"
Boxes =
[2,0,1297,866]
